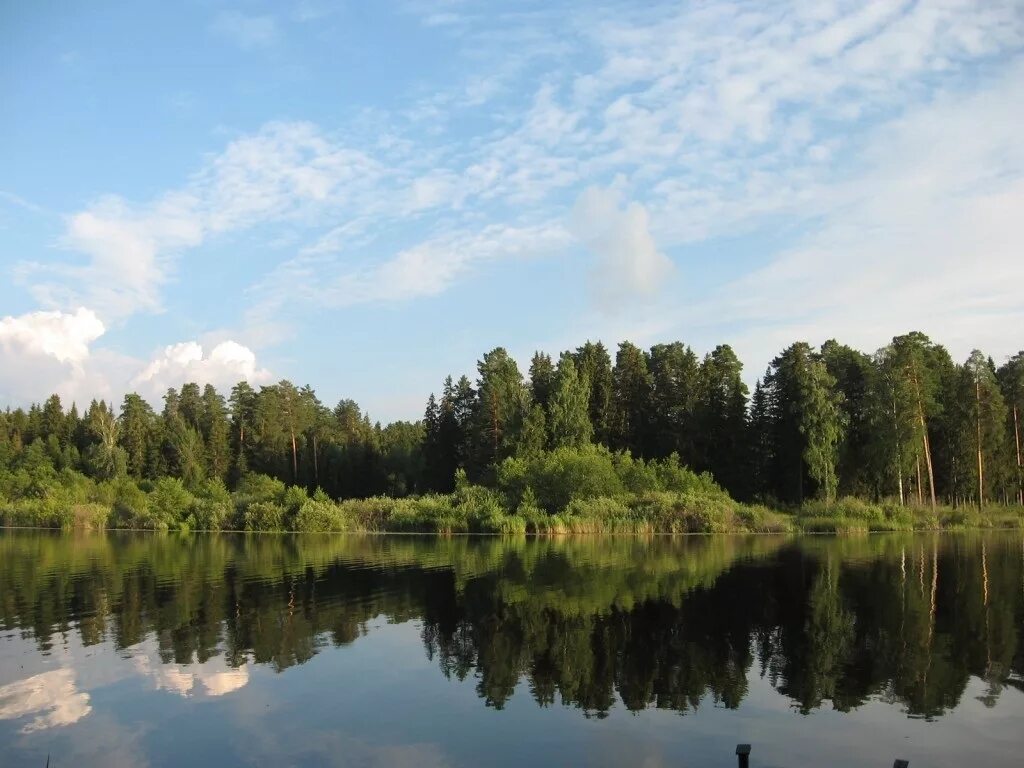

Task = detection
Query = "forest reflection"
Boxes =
[2,532,1022,720]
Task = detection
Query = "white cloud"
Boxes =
[571,186,674,310]
[133,654,250,698]
[0,308,115,405]
[24,123,382,322]
[252,220,571,313]
[0,307,104,363]
[0,669,92,733]
[131,340,272,399]
[675,63,1024,378]
[0,307,269,407]
[8,0,1022,416]
[211,11,279,49]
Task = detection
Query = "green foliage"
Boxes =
[235,473,287,506]
[293,498,351,532]
[2,331,1024,535]
[189,478,234,530]
[243,501,285,532]
[147,477,196,530]
[496,445,624,512]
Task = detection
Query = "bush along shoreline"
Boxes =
[3,446,1021,535]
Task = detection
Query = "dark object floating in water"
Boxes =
[734,744,909,767]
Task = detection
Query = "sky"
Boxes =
[1,0,1023,422]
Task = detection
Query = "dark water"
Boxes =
[1,532,1022,767]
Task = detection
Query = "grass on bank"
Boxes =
[2,445,1022,534]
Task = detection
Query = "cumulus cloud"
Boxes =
[133,654,250,698]
[0,669,92,733]
[131,340,272,400]
[0,307,269,407]
[0,308,113,404]
[571,186,674,310]
[0,307,103,363]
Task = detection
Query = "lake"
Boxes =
[1,531,1021,767]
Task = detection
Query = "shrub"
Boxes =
[235,474,287,507]
[147,477,195,530]
[294,499,349,532]
[336,496,401,530]
[496,446,625,512]
[243,501,285,532]
[69,503,110,529]
[107,478,151,528]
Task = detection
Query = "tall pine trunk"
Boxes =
[1014,405,1022,505]
[290,428,298,483]
[910,364,937,510]
[975,376,984,507]
[892,395,905,505]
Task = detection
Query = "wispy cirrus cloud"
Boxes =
[42,2,1023,326]
[15,0,1023,413]
[570,61,1024,379]
[20,122,383,321]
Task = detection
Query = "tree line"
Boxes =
[1,331,1022,508]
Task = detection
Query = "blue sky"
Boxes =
[2,1,1023,421]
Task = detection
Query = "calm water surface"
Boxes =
[1,531,1022,767]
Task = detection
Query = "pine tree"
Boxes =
[763,343,844,503]
[821,340,874,496]
[997,352,1024,504]
[201,384,231,482]
[697,344,749,498]
[471,348,527,474]
[959,351,1007,506]
[648,342,700,463]
[529,352,556,412]
[610,342,652,456]
[573,341,614,444]
[229,381,257,483]
[119,393,156,478]
[547,353,593,449]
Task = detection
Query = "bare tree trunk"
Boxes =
[976,376,984,508]
[893,393,905,505]
[921,412,937,508]
[909,362,937,509]
[1013,404,1022,506]
[916,457,924,506]
[290,428,298,483]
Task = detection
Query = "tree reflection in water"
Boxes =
[1,531,1022,720]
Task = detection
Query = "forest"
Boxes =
[1,331,1023,533]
